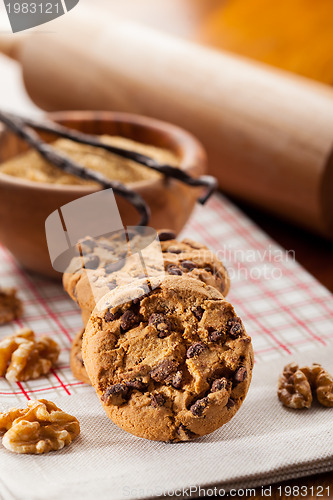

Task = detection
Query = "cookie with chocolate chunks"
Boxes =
[83,275,253,442]
[157,230,230,297]
[70,328,91,385]
[63,230,230,328]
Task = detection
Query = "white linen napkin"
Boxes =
[0,345,332,500]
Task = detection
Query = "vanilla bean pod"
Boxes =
[9,112,217,204]
[0,111,150,226]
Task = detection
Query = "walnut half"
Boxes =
[0,399,80,454]
[0,328,60,382]
[278,362,333,409]
[301,363,333,408]
[277,362,312,409]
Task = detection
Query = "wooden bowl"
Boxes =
[0,111,206,279]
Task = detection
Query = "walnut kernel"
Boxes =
[0,328,60,382]
[301,363,333,408]
[277,362,312,409]
[0,399,80,454]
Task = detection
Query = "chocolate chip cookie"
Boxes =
[63,229,229,326]
[70,329,90,385]
[82,276,253,442]
[158,230,229,296]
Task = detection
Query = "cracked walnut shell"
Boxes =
[0,328,60,382]
[277,362,312,409]
[0,399,80,454]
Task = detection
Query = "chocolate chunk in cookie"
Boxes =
[165,370,183,389]
[190,397,209,416]
[103,384,129,405]
[79,237,97,252]
[211,378,229,393]
[150,359,178,382]
[186,342,207,359]
[234,366,247,384]
[151,393,165,408]
[158,231,176,242]
[105,261,124,274]
[168,247,183,254]
[207,329,225,342]
[124,379,148,391]
[107,282,117,291]
[105,309,121,322]
[167,265,183,276]
[228,318,244,338]
[177,424,197,441]
[192,306,204,321]
[227,398,235,409]
[181,260,196,271]
[84,255,100,270]
[120,310,140,331]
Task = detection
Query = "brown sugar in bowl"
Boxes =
[0,111,206,279]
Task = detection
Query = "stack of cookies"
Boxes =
[63,230,253,442]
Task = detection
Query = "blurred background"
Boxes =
[0,0,332,289]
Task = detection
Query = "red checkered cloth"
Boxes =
[0,193,332,404]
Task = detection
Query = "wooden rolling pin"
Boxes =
[199,0,333,84]
[1,8,333,239]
